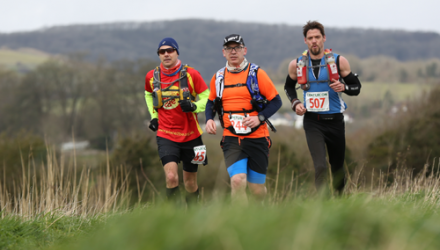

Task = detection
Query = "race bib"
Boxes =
[306,92,330,112]
[230,115,251,134]
[191,145,207,164]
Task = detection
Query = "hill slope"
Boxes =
[1,19,439,79]
[0,47,50,71]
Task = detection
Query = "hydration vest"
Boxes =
[297,49,340,90]
[298,50,347,114]
[213,63,269,135]
[150,65,196,109]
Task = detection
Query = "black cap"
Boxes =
[223,34,245,46]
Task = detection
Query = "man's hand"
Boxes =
[243,115,260,129]
[329,79,345,92]
[206,119,217,135]
[179,100,197,112]
[295,103,307,116]
[149,118,159,132]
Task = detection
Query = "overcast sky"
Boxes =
[1,0,438,34]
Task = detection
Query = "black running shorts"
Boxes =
[220,136,271,175]
[156,136,207,172]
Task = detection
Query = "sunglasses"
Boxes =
[157,48,176,55]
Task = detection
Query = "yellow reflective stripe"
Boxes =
[149,72,155,90]
[186,72,197,98]
[192,112,203,135]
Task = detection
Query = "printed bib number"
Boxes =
[230,115,251,134]
[191,145,206,164]
[306,92,330,112]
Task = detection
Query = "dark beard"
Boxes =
[310,47,321,56]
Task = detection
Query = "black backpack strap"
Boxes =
[153,67,161,90]
[179,65,195,101]
[224,83,247,88]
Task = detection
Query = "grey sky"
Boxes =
[0,0,438,33]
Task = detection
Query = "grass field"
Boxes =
[3,194,440,250]
[0,48,50,69]
[0,214,102,250]
[1,146,440,250]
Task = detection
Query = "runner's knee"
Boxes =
[166,172,179,186]
[184,178,197,189]
[248,184,266,196]
[231,174,247,189]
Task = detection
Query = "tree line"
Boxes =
[0,55,157,146]
[1,19,440,80]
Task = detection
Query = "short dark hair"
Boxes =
[303,21,325,37]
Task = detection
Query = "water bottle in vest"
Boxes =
[297,57,307,84]
[153,87,163,109]
[326,50,339,81]
[180,87,190,101]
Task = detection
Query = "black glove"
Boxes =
[149,118,159,132]
[179,100,197,112]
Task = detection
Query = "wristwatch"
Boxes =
[258,114,265,122]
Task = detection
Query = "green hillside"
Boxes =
[0,47,50,69]
[1,19,440,80]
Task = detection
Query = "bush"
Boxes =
[0,131,47,189]
[366,86,440,173]
[110,134,159,170]
[109,133,163,201]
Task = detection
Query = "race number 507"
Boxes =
[308,97,326,109]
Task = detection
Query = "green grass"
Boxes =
[0,48,50,69]
[42,195,440,250]
[0,213,102,250]
[3,195,440,250]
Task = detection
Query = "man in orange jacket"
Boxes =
[205,34,282,204]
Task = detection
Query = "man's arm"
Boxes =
[205,75,218,135]
[286,60,306,115]
[243,69,282,129]
[288,59,298,81]
[284,74,298,103]
[193,89,209,113]
[339,56,361,96]
[259,95,282,121]
[186,69,210,112]
[329,56,361,95]
[145,91,158,119]
[144,73,158,119]
[205,99,217,135]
